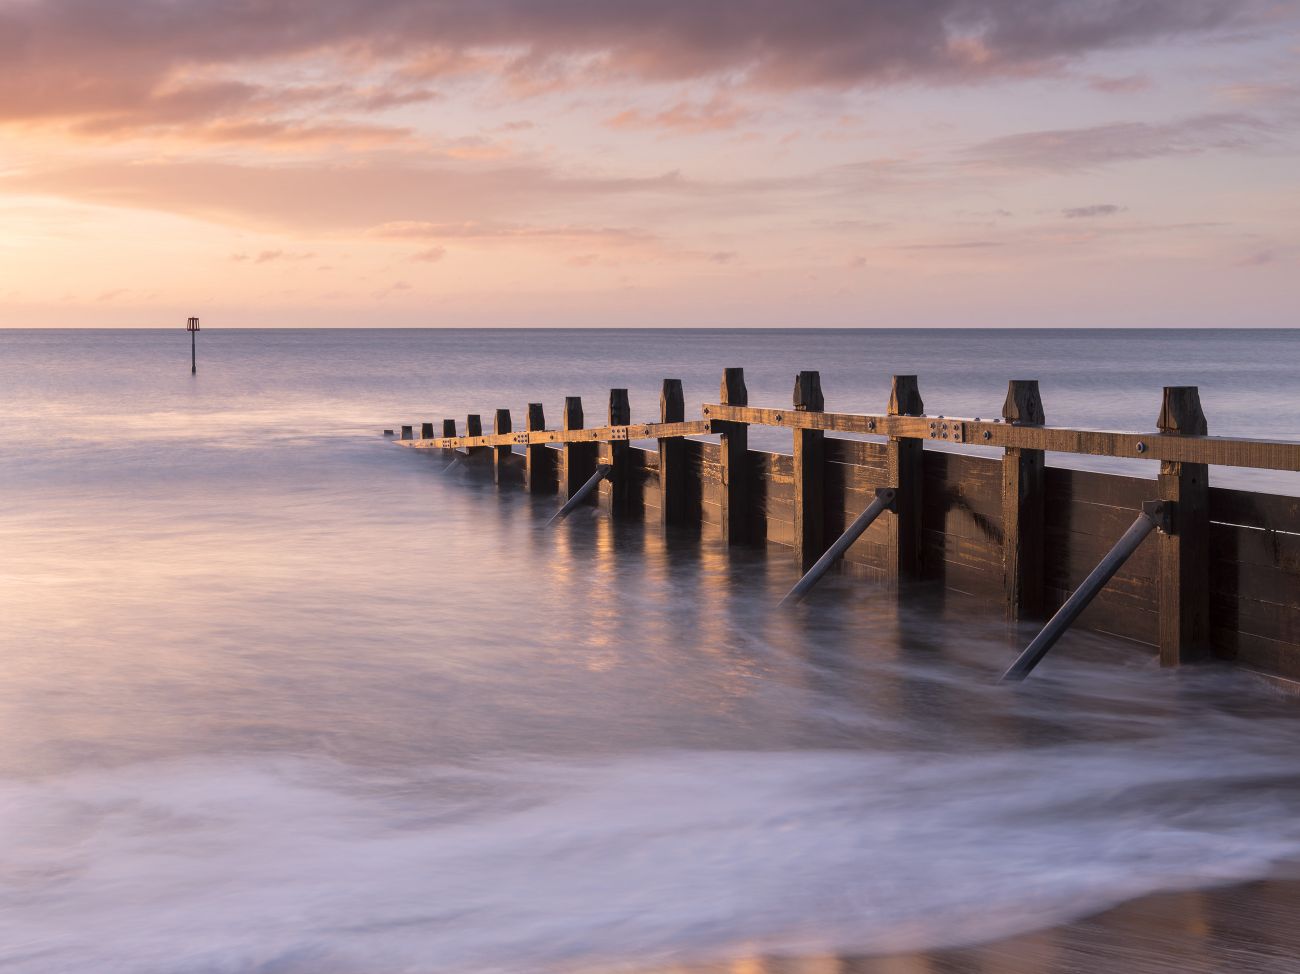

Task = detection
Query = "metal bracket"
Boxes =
[927,419,965,443]
[1142,499,1176,535]
[875,486,898,511]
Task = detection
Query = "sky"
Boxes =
[1,0,1298,328]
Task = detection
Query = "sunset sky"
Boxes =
[2,0,1298,327]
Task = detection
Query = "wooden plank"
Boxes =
[1157,386,1211,665]
[885,376,924,584]
[659,379,687,526]
[792,370,826,571]
[718,367,750,545]
[1001,380,1047,620]
[702,403,1300,471]
[1211,593,1300,645]
[1045,467,1153,511]
[1209,488,1300,533]
[823,436,887,468]
[1044,585,1159,646]
[1210,628,1300,679]
[1210,522,1300,573]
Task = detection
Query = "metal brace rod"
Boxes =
[1001,500,1173,682]
[779,487,897,606]
[547,464,612,525]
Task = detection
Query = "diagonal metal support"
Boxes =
[547,464,612,525]
[779,487,897,606]
[1002,500,1174,682]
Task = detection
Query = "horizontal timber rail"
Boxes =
[702,404,1300,472]
[399,419,714,450]
[390,370,1300,686]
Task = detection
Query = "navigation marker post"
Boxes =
[187,317,200,374]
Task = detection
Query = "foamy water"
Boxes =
[2,328,1299,972]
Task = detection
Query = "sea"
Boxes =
[2,327,1300,973]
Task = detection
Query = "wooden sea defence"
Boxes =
[392,370,1300,683]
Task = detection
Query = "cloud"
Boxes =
[965,113,1269,171]
[231,250,317,263]
[1235,250,1275,267]
[1,161,688,233]
[410,246,446,262]
[0,0,1277,137]
[605,95,752,133]
[1062,204,1126,218]
[1087,74,1152,94]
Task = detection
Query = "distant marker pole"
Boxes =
[187,316,200,374]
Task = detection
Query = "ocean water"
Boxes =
[2,327,1300,973]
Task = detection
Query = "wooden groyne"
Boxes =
[392,371,1300,683]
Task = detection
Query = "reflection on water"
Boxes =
[2,329,1300,973]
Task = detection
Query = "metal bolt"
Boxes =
[1136,441,1146,454]
[867,420,876,431]
[929,422,936,430]
[982,430,992,440]
[775,413,783,422]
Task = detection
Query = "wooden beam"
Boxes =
[699,404,1300,471]
[400,425,413,440]
[792,370,826,571]
[421,421,434,439]
[524,403,552,493]
[885,375,924,583]
[659,379,687,526]
[718,367,750,545]
[401,418,714,450]
[441,418,457,460]
[492,408,512,485]
[601,389,632,515]
[561,396,596,501]
[1158,386,1211,666]
[1002,380,1046,620]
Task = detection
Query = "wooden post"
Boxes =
[421,421,434,440]
[561,397,596,500]
[601,389,631,515]
[884,376,924,583]
[466,414,486,466]
[441,418,457,461]
[792,371,826,571]
[492,408,512,485]
[1157,386,1210,666]
[525,403,551,493]
[401,425,413,440]
[659,379,686,526]
[718,367,749,545]
[1001,380,1046,620]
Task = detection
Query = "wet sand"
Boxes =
[644,873,1300,973]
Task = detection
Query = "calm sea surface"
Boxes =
[3,328,1300,973]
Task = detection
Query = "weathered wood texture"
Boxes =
[561,397,596,502]
[599,389,633,515]
[702,403,1300,470]
[525,403,554,493]
[1002,380,1046,620]
[793,371,826,570]
[1043,468,1160,647]
[718,368,750,545]
[1157,387,1211,666]
[492,408,515,486]
[396,381,1300,681]
[659,379,687,527]
[885,376,925,585]
[1208,486,1300,678]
